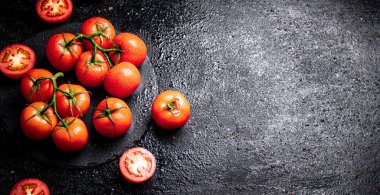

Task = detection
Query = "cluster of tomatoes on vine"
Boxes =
[2,0,191,193]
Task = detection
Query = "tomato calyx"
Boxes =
[57,83,89,117]
[94,22,110,46]
[165,98,180,115]
[26,103,54,127]
[27,75,53,102]
[54,117,77,138]
[94,97,127,129]
[58,33,82,62]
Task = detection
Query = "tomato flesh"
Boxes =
[119,147,156,184]
[36,0,73,23]
[10,178,50,195]
[0,44,35,79]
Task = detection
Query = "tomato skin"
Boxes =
[52,117,88,152]
[80,17,116,50]
[75,51,110,87]
[119,147,156,184]
[0,43,36,79]
[46,33,83,71]
[104,62,141,98]
[110,33,147,67]
[36,0,73,23]
[151,90,191,130]
[93,98,132,138]
[55,84,90,118]
[20,102,57,141]
[20,69,54,103]
[10,178,50,195]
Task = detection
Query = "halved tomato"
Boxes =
[36,0,73,23]
[10,178,50,195]
[119,147,156,184]
[0,43,35,79]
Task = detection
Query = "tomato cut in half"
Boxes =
[119,147,156,184]
[0,43,36,79]
[10,178,50,195]
[36,0,73,23]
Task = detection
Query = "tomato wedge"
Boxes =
[10,178,50,195]
[0,43,36,79]
[119,147,156,184]
[36,0,73,23]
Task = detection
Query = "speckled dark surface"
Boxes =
[0,0,379,194]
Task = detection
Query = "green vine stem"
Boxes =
[64,28,124,69]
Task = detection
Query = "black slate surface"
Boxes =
[0,0,379,194]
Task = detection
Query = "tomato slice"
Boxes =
[36,0,73,23]
[119,147,156,184]
[10,178,50,195]
[0,43,36,79]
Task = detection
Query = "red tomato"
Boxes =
[36,0,73,23]
[119,147,156,184]
[104,62,141,98]
[10,178,50,195]
[0,43,35,79]
[80,17,116,50]
[93,97,132,138]
[20,69,54,103]
[151,90,191,130]
[109,33,147,67]
[46,33,83,71]
[52,117,88,152]
[75,51,110,87]
[56,84,90,118]
[20,102,57,141]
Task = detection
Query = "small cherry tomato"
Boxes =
[10,178,50,195]
[55,83,90,118]
[80,17,116,50]
[109,33,147,67]
[52,117,88,152]
[119,147,156,184]
[151,90,191,130]
[75,51,110,87]
[36,0,73,23]
[0,43,36,79]
[20,69,54,103]
[46,33,83,71]
[20,102,57,141]
[93,97,132,138]
[104,62,141,98]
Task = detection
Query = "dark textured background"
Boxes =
[1,0,380,194]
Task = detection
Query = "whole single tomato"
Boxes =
[93,97,132,138]
[109,33,147,67]
[10,178,50,195]
[46,33,83,71]
[52,117,88,152]
[56,83,90,118]
[151,90,191,130]
[36,0,73,23]
[20,69,54,103]
[119,147,156,184]
[75,51,110,87]
[0,43,36,79]
[80,17,116,50]
[20,102,57,140]
[104,62,141,98]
